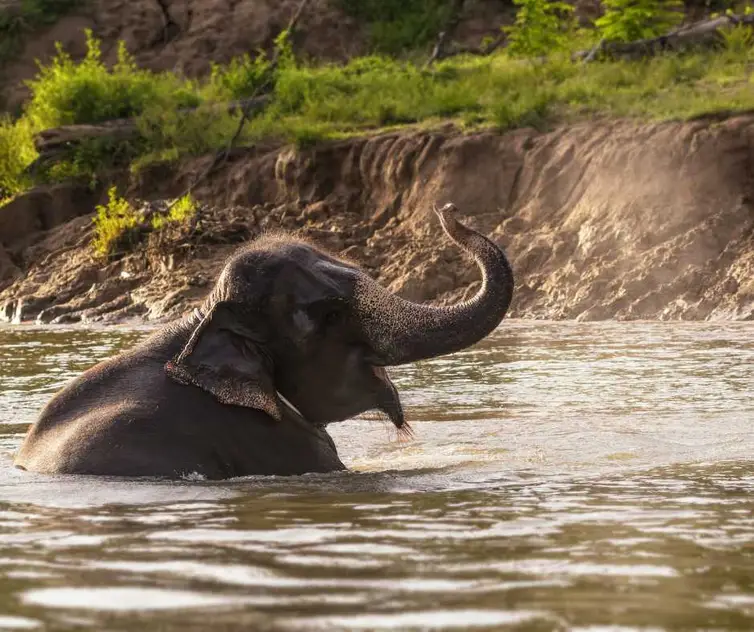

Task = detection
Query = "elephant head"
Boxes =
[165,203,514,432]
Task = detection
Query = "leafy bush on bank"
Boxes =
[596,0,685,42]
[0,31,255,195]
[93,187,197,258]
[0,115,34,199]
[25,32,199,130]
[149,193,197,230]
[505,0,575,57]
[92,186,140,257]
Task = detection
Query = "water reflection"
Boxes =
[0,321,751,630]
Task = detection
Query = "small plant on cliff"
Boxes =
[92,186,141,258]
[0,115,35,201]
[150,194,197,230]
[504,0,575,58]
[596,0,684,43]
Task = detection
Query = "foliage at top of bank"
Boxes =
[596,0,685,42]
[26,31,200,130]
[1,1,753,204]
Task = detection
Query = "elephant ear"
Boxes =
[164,301,283,421]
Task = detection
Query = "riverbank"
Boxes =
[1,116,752,324]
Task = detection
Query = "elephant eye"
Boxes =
[322,306,344,327]
[309,299,346,328]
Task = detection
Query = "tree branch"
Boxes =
[183,0,313,191]
[425,0,469,66]
[576,12,754,62]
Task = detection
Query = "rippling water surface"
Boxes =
[0,320,752,631]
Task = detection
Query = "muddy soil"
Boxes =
[1,116,752,325]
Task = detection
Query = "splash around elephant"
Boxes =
[14,203,514,479]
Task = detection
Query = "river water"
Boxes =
[0,321,752,631]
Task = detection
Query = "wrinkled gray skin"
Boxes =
[14,204,514,479]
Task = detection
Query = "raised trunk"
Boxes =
[356,204,514,366]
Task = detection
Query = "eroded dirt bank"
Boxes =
[1,116,753,325]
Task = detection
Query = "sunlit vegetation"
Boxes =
[150,193,197,230]
[1,3,753,204]
[25,33,200,130]
[92,186,141,258]
[504,0,575,57]
[596,0,684,42]
[0,114,34,200]
[92,187,197,258]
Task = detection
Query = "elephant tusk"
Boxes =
[277,391,306,419]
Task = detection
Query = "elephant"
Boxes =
[14,203,514,479]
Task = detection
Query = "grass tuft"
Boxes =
[92,188,198,257]
[0,114,35,200]
[150,194,197,230]
[92,186,141,258]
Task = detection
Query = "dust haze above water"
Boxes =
[0,321,752,630]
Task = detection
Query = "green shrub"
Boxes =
[203,29,290,102]
[151,193,197,229]
[205,51,273,100]
[43,134,145,189]
[136,101,239,164]
[337,0,453,54]
[719,7,754,55]
[134,32,293,167]
[92,186,141,257]
[25,31,200,130]
[92,188,197,256]
[263,54,485,135]
[596,0,684,43]
[504,0,576,58]
[167,193,197,222]
[494,86,554,130]
[0,115,35,200]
